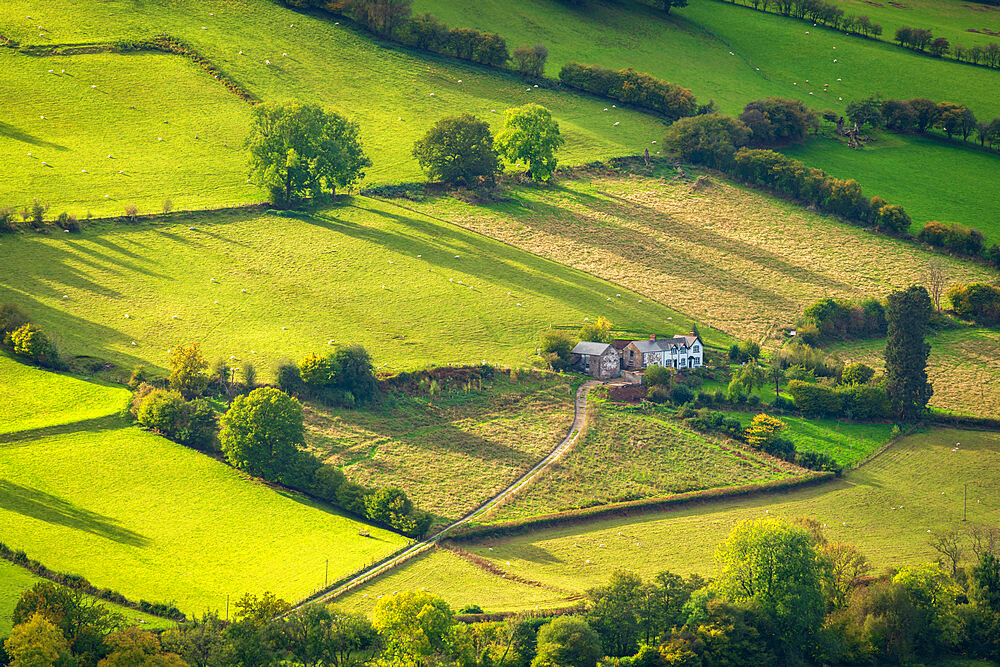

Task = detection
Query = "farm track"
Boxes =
[292,380,600,609]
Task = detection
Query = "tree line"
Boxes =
[7,516,1000,665]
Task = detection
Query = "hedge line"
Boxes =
[558,62,699,121]
[447,472,835,542]
[927,413,1000,430]
[0,542,186,621]
[455,604,585,624]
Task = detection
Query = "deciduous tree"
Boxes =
[220,387,304,480]
[495,104,564,181]
[413,114,501,186]
[168,342,209,400]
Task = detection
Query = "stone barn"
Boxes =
[571,341,621,380]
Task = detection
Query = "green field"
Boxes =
[0,353,128,436]
[404,172,993,342]
[443,428,999,601]
[0,0,665,216]
[335,547,578,617]
[305,372,578,524]
[722,409,896,468]
[417,0,1000,233]
[828,327,1000,418]
[0,423,407,615]
[825,0,1000,50]
[0,197,725,378]
[784,133,1000,242]
[0,560,174,637]
[482,399,796,522]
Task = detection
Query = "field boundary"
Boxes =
[445,471,835,542]
[288,380,599,610]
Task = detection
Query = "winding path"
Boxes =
[296,380,600,608]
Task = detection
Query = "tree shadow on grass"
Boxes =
[0,480,148,547]
[0,122,68,151]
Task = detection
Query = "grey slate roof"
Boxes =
[572,341,616,356]
[628,336,701,353]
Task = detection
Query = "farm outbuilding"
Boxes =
[571,341,621,380]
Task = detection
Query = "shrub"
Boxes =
[740,98,819,146]
[512,44,548,77]
[644,363,672,387]
[796,450,842,473]
[802,297,886,341]
[311,464,345,504]
[173,398,219,451]
[670,385,695,405]
[135,389,186,433]
[162,200,173,214]
[242,363,257,390]
[299,352,337,387]
[168,343,209,399]
[663,114,750,168]
[30,199,47,227]
[839,383,891,420]
[777,342,842,378]
[124,204,139,222]
[336,481,369,516]
[647,385,671,403]
[559,62,698,121]
[728,339,760,363]
[541,329,575,371]
[919,220,984,256]
[841,362,876,385]
[0,206,16,232]
[744,413,786,449]
[275,360,306,396]
[0,303,29,335]
[787,380,843,417]
[7,324,58,367]
[947,283,1000,325]
[54,212,80,232]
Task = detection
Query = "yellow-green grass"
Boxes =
[481,399,797,523]
[0,196,726,378]
[334,547,577,617]
[0,49,256,219]
[402,173,993,342]
[305,373,578,524]
[721,409,896,468]
[0,423,407,615]
[824,0,1000,50]
[449,428,999,600]
[0,353,128,436]
[0,560,174,637]
[0,0,665,216]
[784,133,1000,243]
[827,327,1000,418]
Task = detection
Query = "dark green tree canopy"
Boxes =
[246,101,371,207]
[220,387,305,479]
[884,285,934,420]
[412,114,501,186]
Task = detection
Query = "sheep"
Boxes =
[516,303,522,307]
[214,300,220,304]
[265,60,271,65]
[172,315,178,319]
[281,326,287,330]
[613,121,620,126]
[81,169,86,173]
[91,85,97,89]
[189,227,195,231]
[62,295,68,299]
[131,341,137,346]
[241,289,247,293]
[329,340,335,345]
[458,79,462,83]
[124,314,131,319]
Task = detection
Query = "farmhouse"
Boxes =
[571,341,622,380]
[620,334,703,371]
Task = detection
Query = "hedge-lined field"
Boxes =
[0,424,407,615]
[451,428,999,600]
[0,353,129,436]
[335,547,576,616]
[0,197,723,377]
[481,399,795,523]
[0,560,174,636]
[828,327,1000,418]
[305,372,578,524]
[0,0,664,216]
[824,0,1000,50]
[404,173,992,342]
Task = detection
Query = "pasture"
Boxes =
[0,560,174,636]
[454,427,999,598]
[0,423,407,615]
[824,0,1000,50]
[0,0,664,216]
[0,353,128,436]
[0,197,721,378]
[481,399,796,523]
[404,172,993,343]
[305,372,578,524]
[335,547,577,616]
[828,327,1000,418]
[784,133,1000,243]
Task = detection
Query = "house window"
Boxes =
[693,345,700,353]
[694,358,701,366]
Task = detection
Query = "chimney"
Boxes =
[649,334,655,341]
[690,331,696,337]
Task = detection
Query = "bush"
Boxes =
[559,62,698,121]
[0,303,29,336]
[174,399,219,451]
[796,450,842,473]
[310,464,345,504]
[920,220,984,256]
[777,342,843,378]
[802,297,886,341]
[947,283,1000,325]
[787,380,843,417]
[541,329,575,371]
[7,323,59,367]
[647,385,671,403]
[275,360,306,396]
[740,98,819,146]
[512,44,547,77]
[136,389,186,433]
[168,343,209,399]
[336,481,369,516]
[670,385,695,405]
[663,114,751,169]
[728,339,760,363]
[30,199,47,228]
[644,363,672,387]
[841,362,876,385]
[54,212,80,233]
[0,206,16,233]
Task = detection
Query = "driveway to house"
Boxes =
[295,379,601,608]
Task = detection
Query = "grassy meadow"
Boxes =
[481,399,796,522]
[404,172,994,343]
[784,133,1000,242]
[0,560,174,636]
[828,327,1000,418]
[824,0,1000,50]
[0,353,128,436]
[450,427,999,599]
[0,423,407,615]
[0,197,724,378]
[335,547,578,616]
[0,0,665,216]
[305,372,578,524]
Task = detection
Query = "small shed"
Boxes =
[571,341,621,380]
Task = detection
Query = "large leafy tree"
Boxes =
[220,387,304,480]
[412,114,501,186]
[713,518,825,655]
[663,114,751,169]
[4,612,70,666]
[168,342,209,400]
[247,101,371,207]
[532,616,603,667]
[884,285,933,420]
[494,104,565,182]
[281,605,377,666]
[13,582,124,661]
[372,591,460,665]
